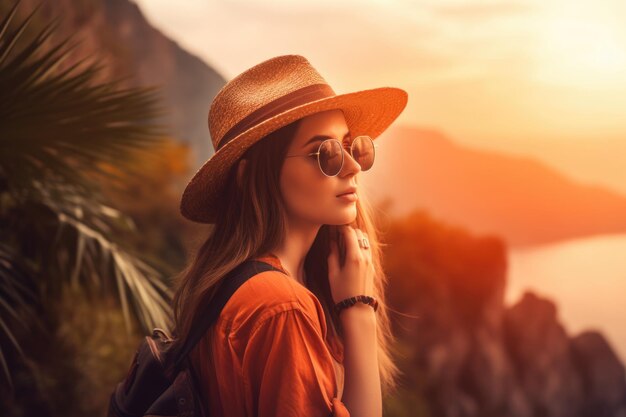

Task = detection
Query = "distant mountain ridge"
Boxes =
[365,125,626,248]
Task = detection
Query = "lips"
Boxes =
[336,186,357,197]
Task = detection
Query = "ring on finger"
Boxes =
[354,228,367,249]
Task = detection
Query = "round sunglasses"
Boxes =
[285,135,378,177]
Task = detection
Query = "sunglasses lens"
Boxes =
[319,140,343,176]
[352,136,375,171]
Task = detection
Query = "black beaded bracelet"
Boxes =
[334,295,379,314]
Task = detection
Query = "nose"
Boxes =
[339,147,361,177]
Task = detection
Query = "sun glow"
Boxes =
[532,12,626,88]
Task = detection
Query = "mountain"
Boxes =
[364,125,626,248]
[481,136,626,198]
[2,0,227,170]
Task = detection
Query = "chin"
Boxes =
[328,207,357,225]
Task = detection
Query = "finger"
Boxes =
[340,224,360,258]
[361,232,374,293]
[362,231,371,252]
[354,228,365,250]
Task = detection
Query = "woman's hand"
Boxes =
[327,224,375,304]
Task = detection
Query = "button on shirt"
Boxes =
[189,252,350,417]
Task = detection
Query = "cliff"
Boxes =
[383,210,626,417]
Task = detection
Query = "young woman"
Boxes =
[173,55,408,417]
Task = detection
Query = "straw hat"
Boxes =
[180,54,408,223]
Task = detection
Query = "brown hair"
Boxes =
[171,117,402,397]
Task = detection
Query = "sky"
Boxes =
[132,0,626,192]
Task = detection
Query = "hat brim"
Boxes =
[180,86,408,223]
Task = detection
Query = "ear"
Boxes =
[236,158,248,188]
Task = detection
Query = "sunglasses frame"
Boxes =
[285,135,378,177]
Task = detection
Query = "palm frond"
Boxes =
[0,240,40,390]
[0,3,168,205]
[56,208,173,334]
[0,0,176,391]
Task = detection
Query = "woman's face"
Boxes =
[280,109,361,226]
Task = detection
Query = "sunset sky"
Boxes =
[134,0,626,193]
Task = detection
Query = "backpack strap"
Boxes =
[172,259,285,370]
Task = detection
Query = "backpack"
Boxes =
[107,259,283,417]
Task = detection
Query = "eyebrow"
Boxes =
[303,131,351,148]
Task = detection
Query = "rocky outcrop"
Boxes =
[504,292,586,417]
[571,331,626,417]
[383,210,626,417]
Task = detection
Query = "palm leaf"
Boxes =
[0,0,176,390]
[0,240,40,392]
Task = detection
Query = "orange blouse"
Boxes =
[189,252,350,417]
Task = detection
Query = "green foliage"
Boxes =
[382,337,433,417]
[0,0,175,394]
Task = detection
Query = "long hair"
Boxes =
[170,117,402,397]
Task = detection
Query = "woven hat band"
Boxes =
[216,83,335,151]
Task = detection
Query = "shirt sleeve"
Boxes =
[241,307,351,417]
